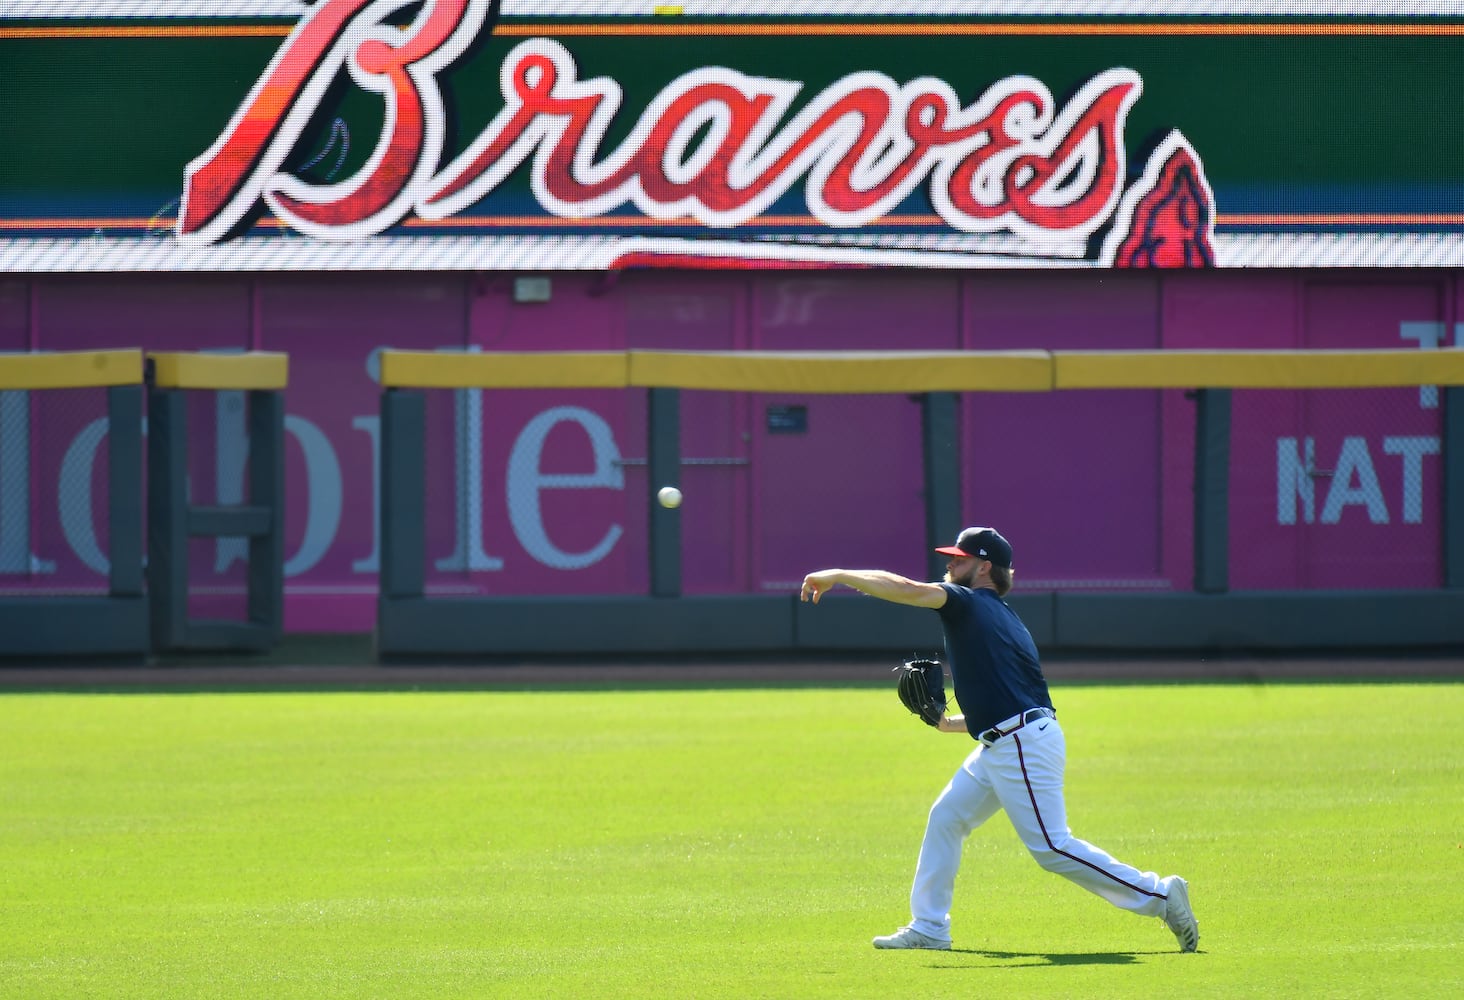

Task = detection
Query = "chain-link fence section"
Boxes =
[0,351,147,658]
[0,385,113,597]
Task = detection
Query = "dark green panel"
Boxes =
[5,19,1464,213]
[2,36,283,207]
[1053,590,1464,650]
[0,597,149,657]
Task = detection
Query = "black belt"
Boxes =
[978,707,1056,747]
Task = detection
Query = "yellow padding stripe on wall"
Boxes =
[148,352,289,390]
[379,348,1464,392]
[379,350,1053,392]
[0,349,143,390]
[630,350,1053,393]
[381,351,629,388]
[1055,350,1464,388]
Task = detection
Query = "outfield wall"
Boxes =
[3,5,1463,653]
[3,270,1462,651]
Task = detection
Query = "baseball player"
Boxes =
[800,526,1199,953]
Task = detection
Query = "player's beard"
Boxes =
[945,564,978,587]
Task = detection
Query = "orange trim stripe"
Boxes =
[1223,213,1464,226]
[0,215,948,230]
[421,213,1464,228]
[0,217,282,230]
[3,22,1463,41]
[498,23,1464,37]
[0,25,291,39]
[399,214,948,228]
[5,213,1464,232]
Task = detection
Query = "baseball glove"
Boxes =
[894,658,947,727]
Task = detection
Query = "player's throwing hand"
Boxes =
[800,570,840,603]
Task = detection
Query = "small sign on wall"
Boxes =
[766,405,808,434]
[513,277,552,303]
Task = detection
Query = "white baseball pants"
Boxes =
[907,717,1170,943]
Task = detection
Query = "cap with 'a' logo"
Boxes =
[934,527,1013,569]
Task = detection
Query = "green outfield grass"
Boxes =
[2,681,1460,999]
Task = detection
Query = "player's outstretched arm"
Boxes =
[800,569,948,608]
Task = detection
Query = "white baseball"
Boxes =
[657,486,683,509]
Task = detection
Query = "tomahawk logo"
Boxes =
[178,0,1218,267]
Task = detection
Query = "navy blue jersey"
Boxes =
[935,584,1054,738]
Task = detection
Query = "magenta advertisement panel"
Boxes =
[1,271,1455,630]
[1162,275,1449,591]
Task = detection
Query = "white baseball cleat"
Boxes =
[1162,876,1199,953]
[872,925,951,950]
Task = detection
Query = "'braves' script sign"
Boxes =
[179,0,1217,266]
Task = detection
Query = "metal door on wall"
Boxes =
[959,272,1165,591]
[750,275,959,592]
